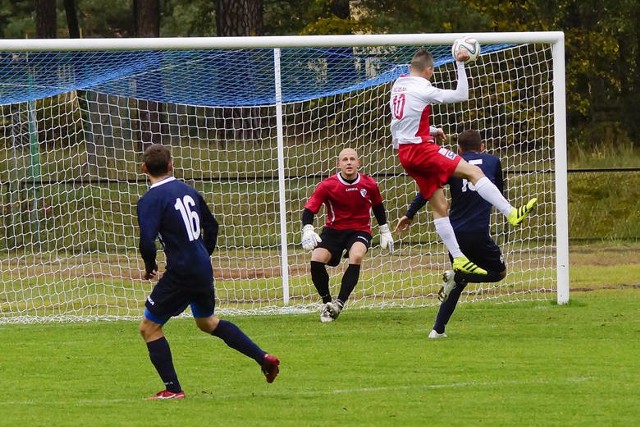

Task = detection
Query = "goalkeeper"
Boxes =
[301,148,394,323]
[395,130,507,339]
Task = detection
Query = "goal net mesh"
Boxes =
[0,40,558,323]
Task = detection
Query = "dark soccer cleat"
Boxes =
[146,389,185,400]
[262,354,280,383]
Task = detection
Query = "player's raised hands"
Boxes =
[455,49,471,62]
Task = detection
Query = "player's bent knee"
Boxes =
[139,319,164,342]
[195,315,219,333]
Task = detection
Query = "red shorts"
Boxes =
[398,143,461,199]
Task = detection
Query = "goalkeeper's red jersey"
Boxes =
[304,173,383,233]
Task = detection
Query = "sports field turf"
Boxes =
[1,288,638,426]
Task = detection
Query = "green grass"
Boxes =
[0,288,638,427]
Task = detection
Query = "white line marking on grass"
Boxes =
[0,376,592,406]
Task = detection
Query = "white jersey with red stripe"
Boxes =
[389,62,469,149]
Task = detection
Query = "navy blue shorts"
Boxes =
[144,272,216,324]
[451,231,506,273]
[317,227,371,267]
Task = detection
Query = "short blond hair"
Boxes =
[410,48,434,72]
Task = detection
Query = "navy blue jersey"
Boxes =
[448,152,503,233]
[137,177,218,285]
[404,151,504,233]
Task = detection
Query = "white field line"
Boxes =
[0,376,592,406]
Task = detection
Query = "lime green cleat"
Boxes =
[452,257,487,275]
[507,197,538,226]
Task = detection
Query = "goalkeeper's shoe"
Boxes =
[428,329,448,339]
[147,389,185,400]
[326,300,343,321]
[452,256,487,276]
[262,354,280,383]
[320,303,334,323]
[507,197,538,226]
[438,270,457,303]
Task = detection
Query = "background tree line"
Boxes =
[1,0,638,149]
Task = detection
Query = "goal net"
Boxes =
[0,33,568,323]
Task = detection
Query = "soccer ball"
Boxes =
[451,36,481,62]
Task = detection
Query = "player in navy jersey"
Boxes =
[389,48,536,277]
[137,144,280,400]
[395,130,507,338]
[301,148,394,322]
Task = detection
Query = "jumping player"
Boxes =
[396,130,508,338]
[301,148,394,322]
[389,48,536,276]
[137,144,280,399]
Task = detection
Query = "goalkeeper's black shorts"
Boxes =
[317,227,372,267]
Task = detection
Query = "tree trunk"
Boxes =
[328,0,350,20]
[35,0,57,38]
[216,0,263,36]
[134,0,160,37]
[216,0,264,143]
[133,0,162,151]
[64,0,80,38]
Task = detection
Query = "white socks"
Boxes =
[434,217,463,258]
[474,176,513,217]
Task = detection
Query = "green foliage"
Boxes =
[160,0,216,37]
[264,0,325,35]
[0,289,639,426]
[568,171,640,241]
[357,0,490,33]
[75,0,133,37]
[0,0,35,38]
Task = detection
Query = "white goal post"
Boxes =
[0,32,568,323]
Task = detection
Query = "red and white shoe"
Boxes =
[261,354,280,383]
[146,389,186,400]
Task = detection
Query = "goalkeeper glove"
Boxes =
[301,224,322,251]
[379,224,394,253]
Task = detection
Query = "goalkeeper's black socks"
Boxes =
[310,261,332,303]
[212,319,265,364]
[147,337,182,393]
[337,264,361,303]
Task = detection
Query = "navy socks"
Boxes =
[147,336,182,392]
[212,319,265,364]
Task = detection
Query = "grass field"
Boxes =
[1,284,638,426]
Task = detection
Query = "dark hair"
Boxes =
[457,130,482,153]
[143,144,171,176]
[410,48,434,72]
